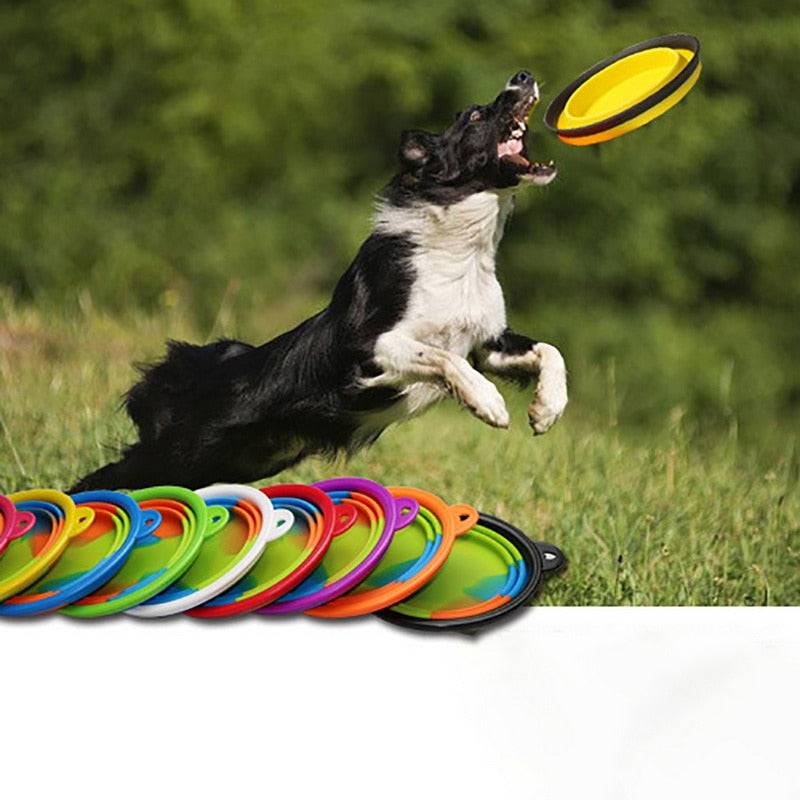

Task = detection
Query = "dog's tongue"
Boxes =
[497,138,523,159]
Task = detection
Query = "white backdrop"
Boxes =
[2,608,798,799]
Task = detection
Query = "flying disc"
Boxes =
[0,490,93,602]
[0,491,158,616]
[260,477,419,616]
[63,486,223,618]
[308,486,478,618]
[0,494,35,557]
[187,484,355,618]
[544,34,701,146]
[127,484,294,618]
[377,512,565,632]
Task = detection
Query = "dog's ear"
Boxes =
[399,130,436,168]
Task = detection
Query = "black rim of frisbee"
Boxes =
[376,511,565,632]
[544,33,700,139]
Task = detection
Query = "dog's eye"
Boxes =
[469,109,482,122]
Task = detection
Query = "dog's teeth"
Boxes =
[520,121,527,131]
[511,129,523,139]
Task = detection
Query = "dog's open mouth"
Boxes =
[496,86,556,185]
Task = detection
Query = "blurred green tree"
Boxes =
[1,0,798,428]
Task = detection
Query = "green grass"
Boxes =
[1,298,798,605]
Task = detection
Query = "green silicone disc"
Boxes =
[151,501,257,603]
[62,486,209,617]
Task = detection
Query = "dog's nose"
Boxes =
[510,70,534,87]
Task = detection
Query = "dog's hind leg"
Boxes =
[69,444,163,493]
[363,332,510,428]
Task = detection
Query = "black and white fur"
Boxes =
[72,70,567,492]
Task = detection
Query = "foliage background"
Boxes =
[2,0,799,434]
[1,1,799,605]
[2,0,799,439]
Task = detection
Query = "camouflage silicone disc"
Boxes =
[62,486,218,618]
[261,477,418,615]
[188,484,350,618]
[0,491,158,616]
[128,484,293,617]
[0,490,91,603]
[378,513,565,632]
[308,486,478,618]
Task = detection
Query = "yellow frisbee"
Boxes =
[544,34,701,146]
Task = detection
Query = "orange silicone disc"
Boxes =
[307,486,477,619]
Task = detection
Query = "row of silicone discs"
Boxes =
[0,479,564,630]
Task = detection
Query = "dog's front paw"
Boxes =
[528,343,568,435]
[456,374,510,429]
[528,395,566,434]
[478,384,511,429]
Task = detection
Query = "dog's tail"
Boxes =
[72,338,256,493]
[126,338,253,442]
[69,444,161,493]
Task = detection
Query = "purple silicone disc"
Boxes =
[257,477,418,615]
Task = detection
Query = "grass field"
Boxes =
[1,297,798,606]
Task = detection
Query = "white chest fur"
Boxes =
[374,191,512,356]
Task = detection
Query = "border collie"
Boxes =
[72,70,568,492]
